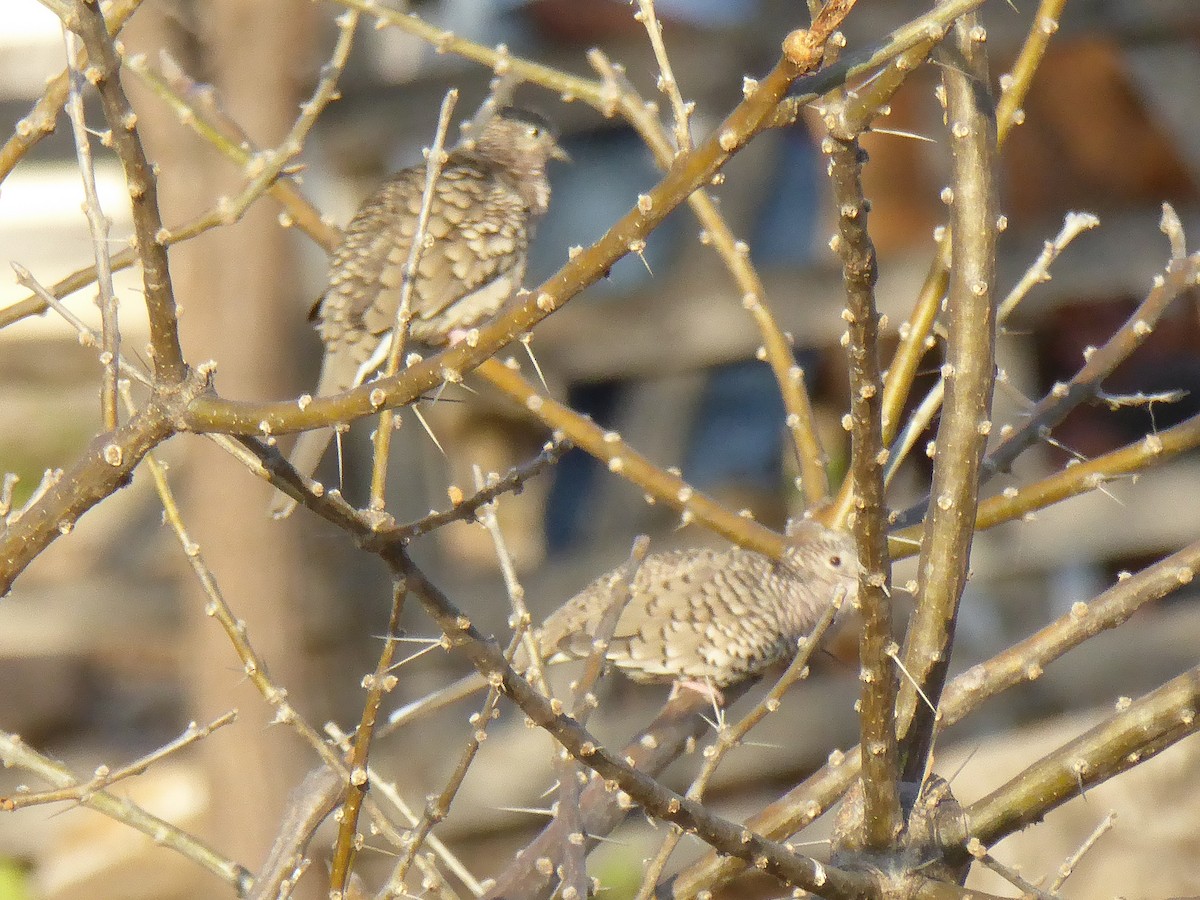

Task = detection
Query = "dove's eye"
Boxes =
[829,554,843,568]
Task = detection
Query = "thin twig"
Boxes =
[982,244,1199,479]
[997,211,1100,321]
[11,262,151,387]
[368,89,458,513]
[250,767,341,900]
[0,729,252,893]
[587,49,829,506]
[559,535,650,900]
[124,385,418,873]
[129,50,333,240]
[377,630,526,899]
[823,109,898,843]
[996,0,1069,145]
[0,712,236,811]
[570,535,651,725]
[140,428,343,775]
[399,439,568,539]
[478,356,789,558]
[324,724,483,896]
[328,579,408,893]
[475,467,592,898]
[892,244,1200,529]
[474,466,550,698]
[2,467,62,527]
[1048,811,1116,894]
[633,0,693,153]
[965,840,1054,900]
[457,73,521,147]
[376,469,550,898]
[62,26,120,429]
[884,211,1101,490]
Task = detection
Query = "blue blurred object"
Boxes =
[543,123,824,552]
[680,130,823,501]
[544,381,623,554]
[526,127,683,290]
[684,358,791,492]
[751,128,823,267]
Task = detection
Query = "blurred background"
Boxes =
[2,1,1200,897]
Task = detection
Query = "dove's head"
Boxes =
[783,520,862,614]
[465,108,567,215]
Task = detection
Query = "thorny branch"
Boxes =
[824,105,898,847]
[367,89,458,514]
[327,577,407,894]
[892,243,1200,530]
[896,12,998,781]
[0,712,236,811]
[962,666,1200,848]
[586,49,830,508]
[7,0,1200,897]
[68,0,185,382]
[62,27,120,429]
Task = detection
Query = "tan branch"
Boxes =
[62,27,121,428]
[824,126,899,844]
[328,578,407,893]
[368,89,457,514]
[69,0,185,382]
[895,15,997,780]
[0,712,236,811]
[962,667,1200,847]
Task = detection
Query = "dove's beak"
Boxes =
[550,143,571,163]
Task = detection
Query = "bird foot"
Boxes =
[446,327,471,345]
[668,679,725,707]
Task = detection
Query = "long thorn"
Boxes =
[412,405,446,455]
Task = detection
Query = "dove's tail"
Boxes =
[268,347,362,519]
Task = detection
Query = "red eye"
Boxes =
[829,555,843,568]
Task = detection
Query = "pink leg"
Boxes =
[668,679,725,706]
